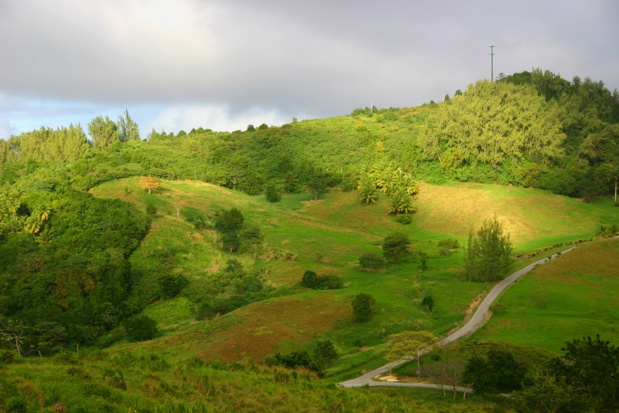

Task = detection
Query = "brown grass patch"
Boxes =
[146,293,349,363]
[415,182,593,242]
[533,239,619,280]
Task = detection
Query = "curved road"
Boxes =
[339,247,577,389]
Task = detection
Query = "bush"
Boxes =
[317,274,344,290]
[0,350,15,364]
[395,214,412,225]
[352,293,376,322]
[359,253,385,270]
[300,271,344,290]
[421,295,434,312]
[124,315,158,341]
[301,270,319,289]
[382,232,411,264]
[265,185,281,203]
[437,239,460,249]
[146,203,157,216]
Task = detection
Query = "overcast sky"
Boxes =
[1,0,618,138]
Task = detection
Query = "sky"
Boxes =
[1,0,618,139]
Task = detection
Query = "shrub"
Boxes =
[395,214,412,225]
[382,232,411,264]
[437,239,460,249]
[146,203,157,216]
[265,185,281,203]
[300,271,343,290]
[359,253,385,270]
[124,315,158,341]
[317,274,344,290]
[301,270,319,289]
[352,293,376,322]
[0,350,15,364]
[421,295,434,312]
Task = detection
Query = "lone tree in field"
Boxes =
[352,293,376,322]
[465,215,512,282]
[382,232,411,264]
[139,176,161,194]
[386,331,436,379]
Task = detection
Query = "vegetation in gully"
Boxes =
[0,70,619,411]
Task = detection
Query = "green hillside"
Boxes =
[1,69,619,411]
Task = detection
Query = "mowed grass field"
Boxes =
[471,238,619,353]
[91,178,619,375]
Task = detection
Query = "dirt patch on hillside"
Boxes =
[188,293,349,362]
[533,239,619,280]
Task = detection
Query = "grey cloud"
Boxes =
[1,0,618,134]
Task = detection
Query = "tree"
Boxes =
[594,163,618,202]
[389,189,416,214]
[428,343,465,399]
[359,253,385,270]
[301,270,319,289]
[139,176,161,194]
[386,331,436,379]
[465,215,512,282]
[358,176,378,204]
[124,314,158,341]
[382,232,411,264]
[307,170,330,200]
[421,295,434,312]
[88,115,119,148]
[116,109,140,142]
[314,340,338,370]
[265,185,281,203]
[214,208,244,234]
[463,349,528,395]
[352,293,375,322]
[546,334,619,411]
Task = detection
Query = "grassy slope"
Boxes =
[90,177,619,376]
[0,352,493,412]
[471,237,619,352]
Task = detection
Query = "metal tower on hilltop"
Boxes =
[489,44,495,82]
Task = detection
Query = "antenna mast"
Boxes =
[489,44,495,82]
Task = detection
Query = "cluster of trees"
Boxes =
[357,161,418,214]
[0,183,150,353]
[266,339,339,376]
[417,71,619,199]
[300,270,344,290]
[465,216,513,282]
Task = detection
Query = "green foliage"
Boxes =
[124,314,158,341]
[145,203,157,216]
[358,253,386,270]
[300,270,344,290]
[266,350,320,374]
[314,340,339,369]
[352,293,376,322]
[265,185,281,203]
[382,232,412,264]
[214,208,244,234]
[421,295,434,312]
[88,115,120,148]
[547,334,619,411]
[116,109,140,142]
[300,270,319,288]
[596,223,619,238]
[463,349,529,395]
[395,214,413,225]
[386,331,436,378]
[437,239,460,249]
[465,216,512,282]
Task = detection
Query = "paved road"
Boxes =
[338,247,577,389]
